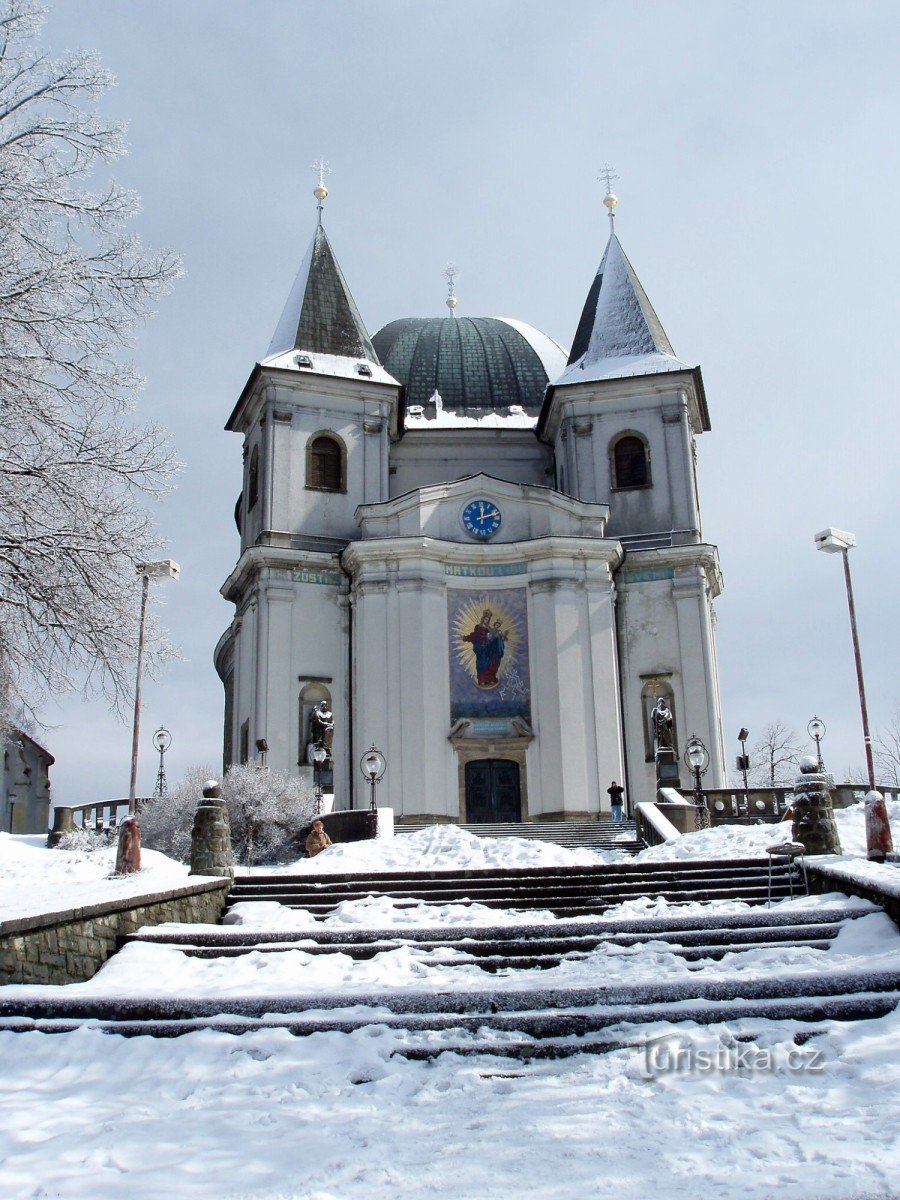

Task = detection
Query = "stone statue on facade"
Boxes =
[652,697,675,755]
[307,700,335,764]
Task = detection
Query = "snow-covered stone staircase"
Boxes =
[396,819,643,854]
[1,857,899,1056]
[222,856,800,917]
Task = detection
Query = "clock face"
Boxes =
[461,498,502,540]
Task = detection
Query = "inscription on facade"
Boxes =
[445,562,528,578]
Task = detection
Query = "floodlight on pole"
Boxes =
[116,559,180,875]
[814,528,893,860]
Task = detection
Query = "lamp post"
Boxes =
[116,559,180,875]
[152,727,172,798]
[684,735,711,830]
[360,744,386,837]
[814,528,893,860]
[737,727,750,795]
[807,716,826,772]
[312,741,327,815]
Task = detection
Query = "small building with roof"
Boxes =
[215,184,726,821]
[2,729,54,834]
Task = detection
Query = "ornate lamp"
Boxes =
[807,716,826,772]
[683,735,711,830]
[312,741,328,815]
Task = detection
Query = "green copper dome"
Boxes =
[372,317,567,418]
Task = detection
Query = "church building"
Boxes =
[215,184,726,821]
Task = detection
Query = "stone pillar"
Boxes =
[791,760,841,855]
[190,781,234,878]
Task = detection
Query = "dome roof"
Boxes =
[372,317,567,419]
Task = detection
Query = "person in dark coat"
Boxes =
[607,781,625,822]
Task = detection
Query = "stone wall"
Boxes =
[0,878,230,985]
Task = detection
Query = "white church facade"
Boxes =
[215,189,726,821]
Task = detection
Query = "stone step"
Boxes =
[129,903,864,948]
[5,990,896,1042]
[233,856,784,887]
[2,968,898,1034]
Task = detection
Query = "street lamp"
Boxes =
[737,727,750,794]
[312,741,328,815]
[807,716,826,771]
[360,744,386,836]
[684,735,711,830]
[116,559,180,875]
[815,528,893,860]
[152,727,172,798]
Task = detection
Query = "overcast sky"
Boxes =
[34,0,900,802]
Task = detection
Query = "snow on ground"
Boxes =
[241,823,623,876]
[0,833,191,924]
[637,797,900,863]
[0,1010,899,1200]
[2,896,893,1003]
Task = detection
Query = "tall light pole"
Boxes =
[360,744,386,838]
[116,559,180,874]
[807,716,825,772]
[814,528,893,860]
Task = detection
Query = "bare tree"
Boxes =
[748,721,804,786]
[873,704,900,787]
[141,764,318,867]
[0,1,181,724]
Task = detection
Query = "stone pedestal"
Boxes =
[190,782,234,878]
[791,770,841,855]
[655,748,681,790]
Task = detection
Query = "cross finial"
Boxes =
[312,157,331,225]
[444,261,459,317]
[598,163,619,231]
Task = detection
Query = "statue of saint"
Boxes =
[307,700,335,763]
[651,697,675,754]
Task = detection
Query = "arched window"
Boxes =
[247,445,259,510]
[611,434,650,490]
[307,434,345,492]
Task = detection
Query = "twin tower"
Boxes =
[215,193,726,820]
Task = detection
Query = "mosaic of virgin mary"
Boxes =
[448,588,530,722]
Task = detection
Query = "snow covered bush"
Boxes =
[140,763,318,866]
[57,826,110,854]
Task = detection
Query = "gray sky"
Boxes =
[36,0,900,801]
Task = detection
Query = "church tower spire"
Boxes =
[264,170,381,368]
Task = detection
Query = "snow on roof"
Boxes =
[261,348,399,387]
[404,405,536,430]
[554,233,695,387]
[495,318,568,381]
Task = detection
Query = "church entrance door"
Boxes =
[464,759,522,823]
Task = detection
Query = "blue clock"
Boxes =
[462,498,502,540]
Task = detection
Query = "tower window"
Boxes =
[247,445,259,510]
[611,434,650,490]
[307,433,345,492]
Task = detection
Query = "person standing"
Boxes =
[607,781,625,822]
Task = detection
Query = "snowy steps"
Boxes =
[224,857,802,918]
[3,900,900,1055]
[396,819,643,853]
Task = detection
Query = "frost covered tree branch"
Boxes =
[0,0,182,724]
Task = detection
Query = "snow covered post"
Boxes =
[791,757,841,856]
[864,791,893,861]
[189,782,234,878]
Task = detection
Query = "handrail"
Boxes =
[635,801,682,847]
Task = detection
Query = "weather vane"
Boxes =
[598,163,619,231]
[444,261,459,317]
[312,157,331,224]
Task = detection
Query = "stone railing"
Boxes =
[634,802,683,847]
[47,798,152,845]
[694,783,900,825]
[0,877,230,985]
